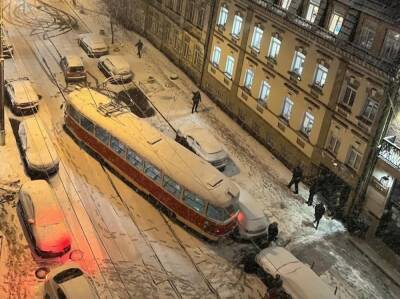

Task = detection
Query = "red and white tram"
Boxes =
[64,88,239,240]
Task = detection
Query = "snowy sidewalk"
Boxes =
[350,237,400,289]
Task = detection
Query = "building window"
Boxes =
[211,46,221,66]
[291,51,305,76]
[193,45,202,70]
[217,5,228,27]
[258,81,271,107]
[231,14,243,38]
[251,26,263,52]
[347,147,362,170]
[361,98,379,122]
[282,97,294,121]
[225,55,234,79]
[243,69,254,90]
[196,8,205,28]
[281,0,292,10]
[268,36,281,60]
[305,0,320,23]
[328,12,344,35]
[301,112,314,136]
[185,0,195,22]
[382,30,400,61]
[314,64,328,87]
[165,0,173,10]
[341,85,357,107]
[359,26,375,49]
[327,134,341,156]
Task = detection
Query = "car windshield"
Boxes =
[53,268,84,284]
[225,202,239,216]
[69,66,84,72]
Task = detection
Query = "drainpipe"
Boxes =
[200,0,217,88]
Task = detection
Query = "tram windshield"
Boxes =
[207,202,239,222]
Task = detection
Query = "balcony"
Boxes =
[248,0,397,76]
[379,137,400,170]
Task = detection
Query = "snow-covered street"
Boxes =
[0,0,400,298]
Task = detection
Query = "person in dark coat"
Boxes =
[135,39,144,58]
[314,202,326,230]
[191,91,201,113]
[267,222,279,244]
[287,165,303,194]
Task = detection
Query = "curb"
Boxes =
[349,237,400,289]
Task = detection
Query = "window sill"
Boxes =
[279,115,290,125]
[230,33,240,41]
[337,102,352,113]
[216,25,225,32]
[356,115,373,126]
[266,56,278,65]
[250,47,260,56]
[288,71,301,82]
[309,84,324,95]
[298,130,311,141]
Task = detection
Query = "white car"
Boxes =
[236,188,268,239]
[255,246,337,299]
[44,263,97,298]
[5,78,39,114]
[97,55,133,83]
[19,180,71,257]
[18,117,60,177]
[176,126,229,170]
[78,33,109,57]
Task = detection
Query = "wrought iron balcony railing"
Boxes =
[379,137,400,170]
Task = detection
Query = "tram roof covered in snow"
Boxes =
[67,88,239,208]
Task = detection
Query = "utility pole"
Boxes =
[0,0,5,146]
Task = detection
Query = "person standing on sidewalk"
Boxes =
[191,91,201,113]
[135,39,144,58]
[287,165,303,194]
[267,222,279,244]
[314,202,326,230]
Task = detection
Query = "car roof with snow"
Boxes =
[178,126,224,154]
[68,88,239,208]
[79,33,107,46]
[8,79,39,103]
[64,55,84,67]
[20,117,60,168]
[256,246,336,299]
[99,55,130,73]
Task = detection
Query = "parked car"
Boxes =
[235,187,268,240]
[19,180,71,257]
[176,126,229,170]
[97,55,133,83]
[44,263,97,298]
[78,33,108,57]
[18,117,60,177]
[255,246,337,299]
[5,78,40,114]
[60,55,87,83]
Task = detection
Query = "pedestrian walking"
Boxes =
[135,39,144,58]
[287,165,303,194]
[313,202,326,230]
[191,90,201,113]
[267,222,279,244]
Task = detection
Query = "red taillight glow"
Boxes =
[237,211,244,223]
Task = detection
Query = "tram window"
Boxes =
[81,116,94,133]
[206,204,227,222]
[69,105,80,123]
[110,136,126,157]
[163,175,182,198]
[183,190,205,213]
[144,161,162,183]
[127,149,144,170]
[95,126,110,145]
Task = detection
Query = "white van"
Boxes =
[255,246,337,299]
[18,117,60,177]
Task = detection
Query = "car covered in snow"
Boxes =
[44,263,97,298]
[5,78,40,114]
[60,55,87,83]
[19,180,71,257]
[2,34,13,58]
[97,55,133,83]
[18,117,60,177]
[255,246,337,299]
[176,126,229,170]
[236,187,268,239]
[78,33,109,57]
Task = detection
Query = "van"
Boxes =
[60,55,87,83]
